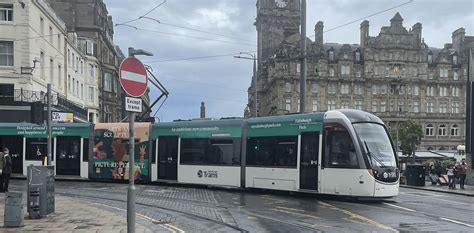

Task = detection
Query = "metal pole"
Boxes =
[127,48,136,233]
[47,83,52,166]
[299,0,307,113]
[253,56,258,117]
[127,111,135,233]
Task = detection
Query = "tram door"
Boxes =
[157,136,178,180]
[300,132,319,190]
[56,136,81,176]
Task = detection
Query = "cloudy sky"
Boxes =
[105,0,473,122]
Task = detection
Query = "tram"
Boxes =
[1,109,399,198]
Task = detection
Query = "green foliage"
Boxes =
[398,120,423,156]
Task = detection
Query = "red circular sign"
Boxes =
[119,57,148,97]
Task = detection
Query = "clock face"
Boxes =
[275,0,288,8]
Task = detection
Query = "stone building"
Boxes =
[46,0,124,123]
[0,0,94,123]
[251,0,473,150]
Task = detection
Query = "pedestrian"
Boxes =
[446,163,456,189]
[434,161,443,177]
[1,148,12,192]
[457,158,468,189]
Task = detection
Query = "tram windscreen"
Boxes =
[353,123,396,168]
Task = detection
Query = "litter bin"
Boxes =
[406,164,426,186]
[4,192,24,227]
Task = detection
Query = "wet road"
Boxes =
[10,180,474,232]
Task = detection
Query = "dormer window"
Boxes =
[427,51,433,63]
[355,51,361,62]
[452,54,458,65]
[343,53,348,59]
[328,50,334,61]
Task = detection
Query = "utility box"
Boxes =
[4,192,24,227]
[27,165,55,218]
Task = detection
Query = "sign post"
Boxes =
[119,52,149,233]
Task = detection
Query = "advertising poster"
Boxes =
[91,123,150,181]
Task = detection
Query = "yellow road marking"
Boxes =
[275,206,306,213]
[319,201,397,232]
[272,208,320,219]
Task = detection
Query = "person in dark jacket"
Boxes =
[1,148,12,192]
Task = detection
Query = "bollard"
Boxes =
[28,187,41,219]
[4,191,24,227]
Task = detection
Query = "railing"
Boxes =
[1,89,87,120]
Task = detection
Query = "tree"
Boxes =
[398,120,424,163]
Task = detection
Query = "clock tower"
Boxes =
[256,0,301,64]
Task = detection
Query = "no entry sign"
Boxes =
[119,57,148,97]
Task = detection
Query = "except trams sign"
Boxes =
[125,97,142,113]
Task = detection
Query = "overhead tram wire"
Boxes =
[115,0,167,26]
[117,24,256,47]
[144,52,255,63]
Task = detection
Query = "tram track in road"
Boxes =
[56,190,249,233]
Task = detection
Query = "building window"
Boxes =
[49,59,54,83]
[329,50,334,61]
[399,85,405,94]
[439,86,448,96]
[341,65,350,76]
[451,86,459,97]
[58,64,62,89]
[341,99,350,109]
[328,83,337,94]
[285,99,291,112]
[86,40,94,56]
[104,73,112,92]
[40,17,44,35]
[413,101,419,113]
[413,85,419,96]
[72,78,76,94]
[453,55,457,64]
[49,26,53,42]
[354,84,363,95]
[398,100,405,112]
[440,68,449,78]
[0,4,13,22]
[371,100,378,112]
[311,83,318,93]
[380,84,387,94]
[439,102,448,113]
[76,80,79,96]
[427,53,432,63]
[296,63,300,73]
[68,75,71,92]
[356,70,361,77]
[328,100,336,110]
[0,41,14,66]
[427,102,435,113]
[425,124,434,136]
[438,124,447,136]
[312,100,318,111]
[371,85,377,95]
[354,100,363,110]
[89,64,94,82]
[81,84,84,99]
[453,71,459,80]
[390,99,395,112]
[451,124,459,136]
[285,82,291,93]
[355,51,360,61]
[89,87,94,102]
[297,99,300,113]
[340,84,350,94]
[380,101,386,112]
[57,35,61,49]
[451,102,459,114]
[329,68,335,77]
[40,52,45,79]
[427,86,435,96]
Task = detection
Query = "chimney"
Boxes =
[412,23,422,48]
[452,27,465,53]
[200,102,206,119]
[314,21,324,48]
[360,20,369,47]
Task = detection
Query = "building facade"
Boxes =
[0,0,92,123]
[46,0,123,123]
[252,0,473,150]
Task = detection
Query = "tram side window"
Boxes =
[180,138,240,165]
[246,136,297,167]
[325,131,359,168]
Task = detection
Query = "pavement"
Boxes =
[401,181,474,197]
[0,194,155,233]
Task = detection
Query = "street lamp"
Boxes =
[126,47,153,233]
[234,52,258,117]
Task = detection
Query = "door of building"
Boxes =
[300,132,319,190]
[157,136,178,180]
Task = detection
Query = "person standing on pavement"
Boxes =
[1,148,12,192]
[0,151,4,192]
[457,158,468,189]
[446,163,456,189]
